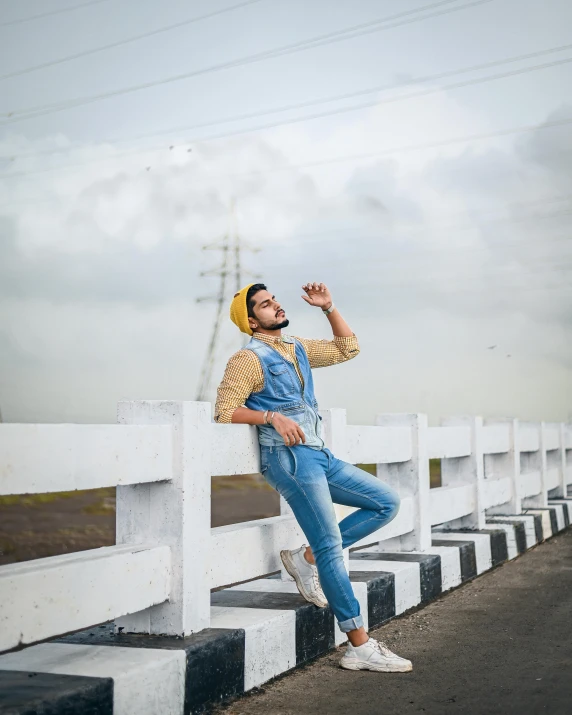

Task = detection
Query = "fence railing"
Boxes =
[1,400,571,653]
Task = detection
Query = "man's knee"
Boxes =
[384,490,401,521]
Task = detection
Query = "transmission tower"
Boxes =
[195,201,259,401]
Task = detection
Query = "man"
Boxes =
[215,281,412,673]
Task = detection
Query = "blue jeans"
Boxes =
[260,445,400,633]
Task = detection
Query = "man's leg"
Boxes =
[304,453,400,646]
[301,456,398,560]
[325,452,401,549]
[261,446,364,632]
[263,447,413,671]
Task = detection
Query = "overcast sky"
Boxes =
[0,0,571,427]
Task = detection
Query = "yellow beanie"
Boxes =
[230,283,255,335]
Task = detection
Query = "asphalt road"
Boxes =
[216,528,572,715]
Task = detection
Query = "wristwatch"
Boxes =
[322,302,335,315]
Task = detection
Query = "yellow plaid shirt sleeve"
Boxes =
[295,335,360,368]
[214,333,359,423]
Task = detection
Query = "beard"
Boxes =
[260,317,290,331]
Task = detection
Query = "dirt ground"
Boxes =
[0,475,279,566]
[215,529,572,715]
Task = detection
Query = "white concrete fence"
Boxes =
[1,401,571,654]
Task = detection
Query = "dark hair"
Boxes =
[246,283,267,319]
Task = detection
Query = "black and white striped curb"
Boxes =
[1,500,570,715]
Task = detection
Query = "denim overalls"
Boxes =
[245,335,400,633]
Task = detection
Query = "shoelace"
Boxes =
[371,639,395,658]
[311,569,326,597]
[299,548,325,598]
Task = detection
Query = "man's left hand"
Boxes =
[301,282,332,310]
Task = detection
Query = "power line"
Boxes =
[258,203,572,253]
[0,0,267,81]
[3,158,571,212]
[260,214,572,272]
[257,192,572,242]
[1,0,495,122]
[107,42,572,143]
[0,0,111,28]
[340,265,572,294]
[222,115,572,179]
[159,55,572,152]
[349,279,572,297]
[1,115,571,205]
[251,201,572,275]
[3,41,570,163]
[3,54,569,181]
[320,249,572,294]
[0,0,462,117]
[1,195,570,271]
[324,248,572,281]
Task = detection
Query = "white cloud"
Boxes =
[1,89,571,424]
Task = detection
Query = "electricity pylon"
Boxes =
[195,201,260,402]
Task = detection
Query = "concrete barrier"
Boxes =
[0,403,571,713]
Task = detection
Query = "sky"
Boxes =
[0,0,571,427]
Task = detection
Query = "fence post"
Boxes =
[440,415,486,529]
[521,421,546,509]
[484,417,521,516]
[320,408,348,460]
[556,423,567,498]
[566,424,572,493]
[538,422,549,505]
[115,400,211,635]
[374,413,431,552]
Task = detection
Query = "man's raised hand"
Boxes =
[301,282,332,310]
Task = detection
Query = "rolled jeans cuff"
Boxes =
[338,615,364,633]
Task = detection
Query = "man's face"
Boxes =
[249,289,289,332]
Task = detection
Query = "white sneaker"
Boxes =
[280,545,328,608]
[340,638,413,673]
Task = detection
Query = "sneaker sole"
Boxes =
[280,550,328,608]
[340,659,413,673]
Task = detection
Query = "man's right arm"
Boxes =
[214,350,260,423]
[215,351,306,444]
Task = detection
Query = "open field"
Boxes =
[0,461,442,566]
